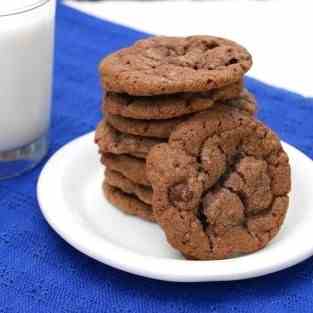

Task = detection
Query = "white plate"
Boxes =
[37,132,313,282]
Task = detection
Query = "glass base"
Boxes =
[0,134,49,180]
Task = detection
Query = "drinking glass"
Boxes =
[0,0,56,179]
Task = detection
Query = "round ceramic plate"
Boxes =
[37,132,313,282]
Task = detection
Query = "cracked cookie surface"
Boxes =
[100,36,252,96]
[104,81,244,120]
[146,106,291,260]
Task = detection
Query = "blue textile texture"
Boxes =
[1,4,313,313]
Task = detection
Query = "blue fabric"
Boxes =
[1,4,313,313]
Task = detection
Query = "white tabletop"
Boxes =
[66,0,312,97]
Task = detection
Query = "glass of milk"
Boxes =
[0,0,56,179]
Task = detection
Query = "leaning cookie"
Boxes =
[146,105,291,260]
[103,81,243,120]
[95,121,164,159]
[104,183,155,222]
[100,36,252,96]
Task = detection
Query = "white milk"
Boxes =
[0,0,55,151]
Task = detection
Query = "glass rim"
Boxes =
[0,0,51,17]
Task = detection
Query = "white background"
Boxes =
[66,0,313,97]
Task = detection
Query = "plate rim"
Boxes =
[37,131,313,282]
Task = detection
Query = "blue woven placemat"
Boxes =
[1,4,313,313]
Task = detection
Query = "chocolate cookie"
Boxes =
[101,153,150,186]
[106,169,152,205]
[104,81,243,120]
[105,92,257,138]
[95,121,164,158]
[106,113,185,139]
[104,183,155,222]
[100,36,252,96]
[146,106,291,260]
[224,89,257,116]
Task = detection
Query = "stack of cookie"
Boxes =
[95,36,291,259]
[95,36,256,223]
